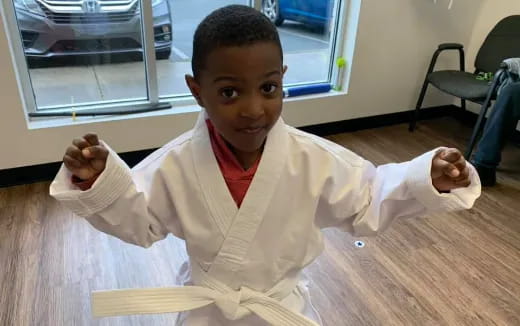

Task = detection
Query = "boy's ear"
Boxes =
[185,74,204,107]
[282,65,288,76]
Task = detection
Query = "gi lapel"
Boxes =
[191,111,239,237]
[209,116,289,276]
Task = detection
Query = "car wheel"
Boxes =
[262,0,284,26]
[156,48,171,60]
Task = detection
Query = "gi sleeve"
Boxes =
[50,143,183,248]
[315,147,481,236]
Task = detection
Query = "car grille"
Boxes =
[51,38,141,52]
[41,9,138,24]
[39,0,139,24]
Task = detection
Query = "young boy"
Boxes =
[50,5,481,326]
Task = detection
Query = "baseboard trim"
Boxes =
[0,105,457,188]
[299,105,455,136]
[0,149,157,189]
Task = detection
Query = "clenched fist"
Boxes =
[431,148,471,192]
[63,133,108,181]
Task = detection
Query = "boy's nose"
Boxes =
[239,97,265,120]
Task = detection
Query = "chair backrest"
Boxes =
[475,15,520,73]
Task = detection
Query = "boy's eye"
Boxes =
[220,88,239,99]
[261,83,278,94]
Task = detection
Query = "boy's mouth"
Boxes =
[237,126,265,134]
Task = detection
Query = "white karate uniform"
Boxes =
[50,112,481,325]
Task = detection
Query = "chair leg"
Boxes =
[465,100,491,159]
[464,68,504,159]
[453,98,467,122]
[409,80,430,132]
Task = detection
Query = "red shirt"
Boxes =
[206,120,261,207]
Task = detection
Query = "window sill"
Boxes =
[27,90,347,130]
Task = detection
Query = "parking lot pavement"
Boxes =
[169,0,330,58]
[31,49,330,108]
[29,65,104,108]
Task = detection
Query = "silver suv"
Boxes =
[14,0,172,60]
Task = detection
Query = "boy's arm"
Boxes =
[316,148,481,236]
[50,145,182,248]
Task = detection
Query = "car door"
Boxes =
[278,0,294,17]
[290,0,329,23]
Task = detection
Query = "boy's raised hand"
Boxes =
[431,148,471,192]
[63,133,108,181]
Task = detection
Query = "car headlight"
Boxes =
[14,0,44,16]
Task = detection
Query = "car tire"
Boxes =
[156,48,171,60]
[262,0,284,26]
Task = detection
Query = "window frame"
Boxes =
[1,0,352,120]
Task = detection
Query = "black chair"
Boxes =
[409,15,520,158]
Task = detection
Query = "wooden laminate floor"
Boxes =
[1,117,519,326]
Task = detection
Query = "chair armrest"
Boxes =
[438,43,464,50]
[426,43,466,74]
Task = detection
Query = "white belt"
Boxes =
[92,263,319,326]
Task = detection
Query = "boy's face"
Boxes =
[186,42,286,154]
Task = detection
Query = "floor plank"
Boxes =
[1,117,519,326]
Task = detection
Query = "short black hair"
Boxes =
[192,5,283,79]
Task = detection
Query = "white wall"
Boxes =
[0,0,484,169]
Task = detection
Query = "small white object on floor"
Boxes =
[354,241,365,248]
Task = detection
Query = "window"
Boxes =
[1,0,349,118]
[155,0,250,98]
[263,0,340,86]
